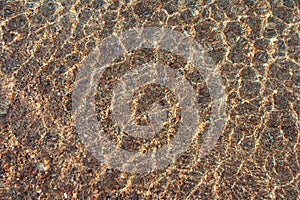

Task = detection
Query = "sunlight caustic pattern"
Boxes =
[72,27,227,173]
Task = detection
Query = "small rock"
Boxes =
[0,104,8,116]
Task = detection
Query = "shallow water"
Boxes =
[0,0,299,199]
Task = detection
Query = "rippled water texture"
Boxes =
[0,0,299,199]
